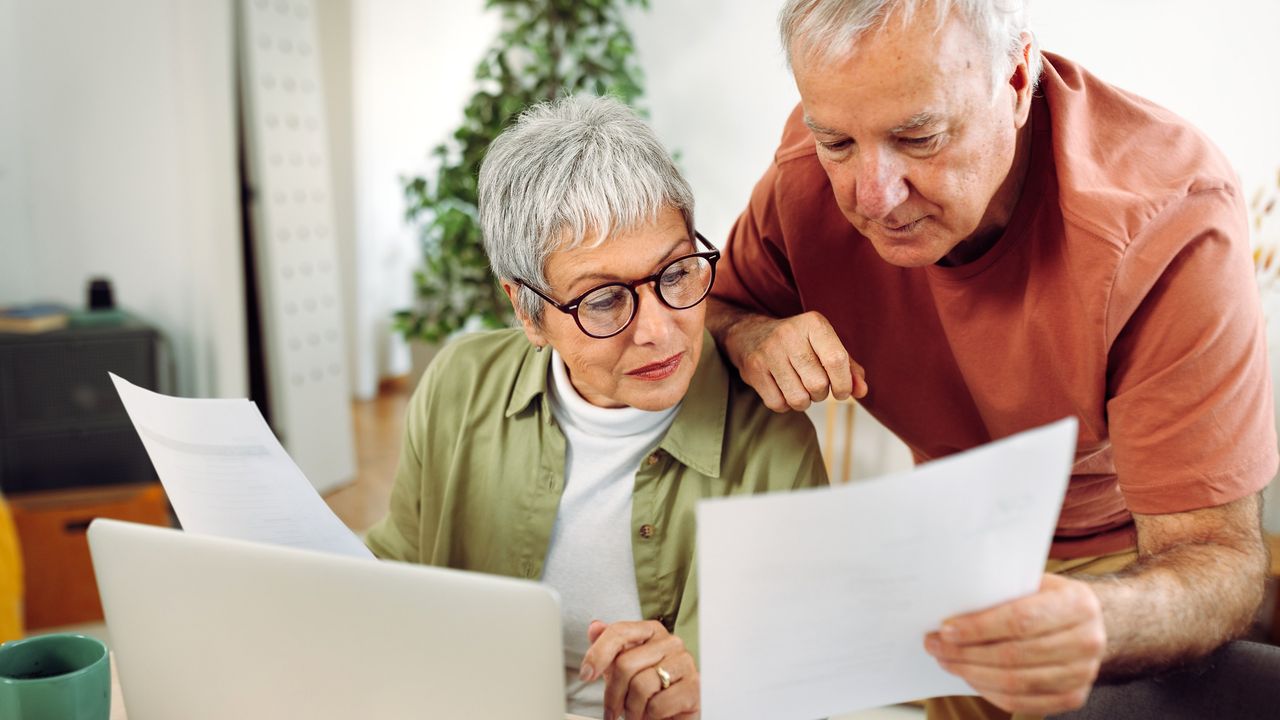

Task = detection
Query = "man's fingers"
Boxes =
[806,321,855,401]
[791,348,836,403]
[733,310,865,412]
[850,360,868,398]
[581,620,664,682]
[970,688,1092,716]
[925,623,1106,669]
[941,574,1101,644]
[751,375,790,413]
[937,655,1100,698]
[774,356,820,410]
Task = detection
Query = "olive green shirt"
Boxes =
[365,329,827,660]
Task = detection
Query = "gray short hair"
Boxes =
[478,95,695,324]
[779,0,1042,94]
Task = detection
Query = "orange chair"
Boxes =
[0,493,23,642]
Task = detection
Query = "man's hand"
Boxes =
[924,573,1106,715]
[714,302,867,412]
[579,619,700,720]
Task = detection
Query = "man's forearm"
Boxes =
[1085,496,1267,679]
[704,297,756,356]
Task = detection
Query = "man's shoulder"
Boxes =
[1041,52,1241,246]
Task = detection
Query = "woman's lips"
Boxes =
[626,352,684,381]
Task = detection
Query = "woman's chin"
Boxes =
[620,369,695,411]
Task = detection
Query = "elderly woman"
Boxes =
[365,96,827,720]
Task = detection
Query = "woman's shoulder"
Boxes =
[412,328,537,406]
[709,346,828,489]
[724,371,821,445]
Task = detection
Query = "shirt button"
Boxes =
[639,524,656,539]
[646,452,661,466]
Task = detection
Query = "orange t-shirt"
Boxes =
[714,52,1278,558]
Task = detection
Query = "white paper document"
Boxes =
[110,373,373,559]
[697,418,1078,720]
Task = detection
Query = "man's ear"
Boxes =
[1007,31,1035,129]
[501,279,549,348]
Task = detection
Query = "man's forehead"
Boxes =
[803,109,943,135]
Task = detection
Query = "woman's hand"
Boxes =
[579,619,700,720]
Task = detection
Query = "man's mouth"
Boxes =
[877,217,927,235]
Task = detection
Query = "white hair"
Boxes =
[779,0,1042,94]
[478,95,695,324]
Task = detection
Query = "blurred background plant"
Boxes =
[1250,167,1280,533]
[1252,168,1280,288]
[395,0,650,343]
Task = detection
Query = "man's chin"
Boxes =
[867,238,949,268]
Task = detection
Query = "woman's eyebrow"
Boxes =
[565,235,691,289]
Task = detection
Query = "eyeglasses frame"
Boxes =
[514,231,721,339]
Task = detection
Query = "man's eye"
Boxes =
[820,139,853,152]
[901,134,940,148]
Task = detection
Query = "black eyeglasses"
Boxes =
[516,232,721,339]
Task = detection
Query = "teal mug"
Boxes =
[0,633,111,720]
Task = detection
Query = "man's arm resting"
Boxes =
[1089,491,1268,679]
[706,297,866,412]
[925,492,1267,714]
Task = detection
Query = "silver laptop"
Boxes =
[88,519,566,719]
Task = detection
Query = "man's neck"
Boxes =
[939,112,1036,267]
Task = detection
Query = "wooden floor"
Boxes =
[322,377,413,533]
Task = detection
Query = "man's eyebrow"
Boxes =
[805,112,942,136]
[890,112,940,134]
[803,115,844,136]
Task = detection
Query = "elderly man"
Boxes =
[708,0,1276,718]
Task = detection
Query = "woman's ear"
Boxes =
[502,279,549,349]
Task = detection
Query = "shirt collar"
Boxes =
[503,330,728,478]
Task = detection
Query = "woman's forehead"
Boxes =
[545,211,692,289]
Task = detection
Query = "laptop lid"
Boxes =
[88,519,566,720]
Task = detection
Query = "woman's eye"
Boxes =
[585,294,623,312]
[661,267,691,286]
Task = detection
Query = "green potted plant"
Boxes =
[395,0,650,348]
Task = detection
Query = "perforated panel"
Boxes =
[239,0,354,493]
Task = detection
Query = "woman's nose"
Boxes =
[629,284,675,345]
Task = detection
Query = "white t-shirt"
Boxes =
[542,350,679,718]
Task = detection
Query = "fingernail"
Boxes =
[579,664,593,682]
[941,624,959,641]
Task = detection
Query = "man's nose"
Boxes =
[853,148,909,221]
[630,284,675,345]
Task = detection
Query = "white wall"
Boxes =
[0,0,246,399]
[344,0,497,399]
[1031,0,1280,203]
[627,0,801,245]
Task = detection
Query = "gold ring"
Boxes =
[655,665,672,690]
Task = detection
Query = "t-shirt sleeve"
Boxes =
[1106,186,1278,514]
[711,160,806,320]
